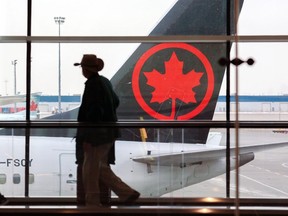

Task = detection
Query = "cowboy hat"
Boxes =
[74,54,104,72]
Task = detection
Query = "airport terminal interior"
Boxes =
[1,0,288,215]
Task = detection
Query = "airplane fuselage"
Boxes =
[0,134,253,197]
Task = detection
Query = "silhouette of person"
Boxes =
[74,54,140,207]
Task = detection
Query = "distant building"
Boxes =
[2,95,288,115]
[216,95,288,112]
[0,95,81,114]
[38,95,81,113]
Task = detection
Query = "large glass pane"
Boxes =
[31,0,175,36]
[160,127,228,198]
[0,44,31,120]
[0,133,25,197]
[236,128,288,198]
[181,128,288,198]
[237,43,288,96]
[238,0,288,35]
[0,0,27,36]
[31,0,231,37]
[0,128,77,197]
[219,42,288,121]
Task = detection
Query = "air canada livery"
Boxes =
[0,93,41,120]
[0,0,287,198]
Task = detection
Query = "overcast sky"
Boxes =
[1,0,288,96]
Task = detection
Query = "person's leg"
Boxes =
[82,142,112,206]
[99,178,111,205]
[82,142,101,206]
[76,163,85,206]
[80,163,110,206]
[100,162,140,203]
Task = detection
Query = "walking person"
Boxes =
[74,54,140,207]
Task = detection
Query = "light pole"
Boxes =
[12,59,17,112]
[11,59,17,95]
[54,16,65,113]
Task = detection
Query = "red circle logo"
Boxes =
[132,43,214,120]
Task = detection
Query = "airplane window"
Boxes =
[29,174,35,184]
[0,174,7,184]
[13,173,21,184]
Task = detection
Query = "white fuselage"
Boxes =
[0,133,246,197]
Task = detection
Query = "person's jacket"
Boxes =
[75,74,120,164]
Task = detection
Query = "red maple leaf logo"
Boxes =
[144,52,203,119]
[30,100,38,111]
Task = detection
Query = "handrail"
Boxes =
[7,197,288,207]
[2,197,288,216]
[2,35,288,43]
[0,120,287,128]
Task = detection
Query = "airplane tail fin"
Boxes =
[112,0,244,144]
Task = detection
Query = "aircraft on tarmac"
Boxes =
[0,92,41,107]
[0,93,41,120]
[0,0,287,198]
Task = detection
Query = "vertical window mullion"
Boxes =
[24,0,32,197]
